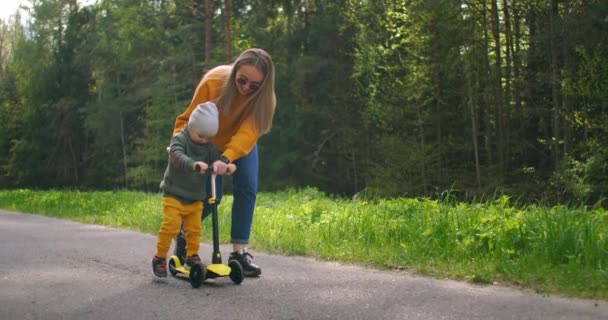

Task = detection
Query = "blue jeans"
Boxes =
[203,145,258,245]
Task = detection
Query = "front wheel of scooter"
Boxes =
[189,264,205,288]
[168,256,180,277]
[228,260,244,285]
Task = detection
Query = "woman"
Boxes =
[173,48,276,277]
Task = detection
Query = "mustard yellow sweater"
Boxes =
[174,66,259,162]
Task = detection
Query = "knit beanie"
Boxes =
[188,102,219,137]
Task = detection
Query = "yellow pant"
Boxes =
[155,196,203,259]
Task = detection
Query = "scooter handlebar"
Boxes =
[194,163,236,175]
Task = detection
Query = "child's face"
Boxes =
[188,127,211,144]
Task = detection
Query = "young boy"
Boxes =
[152,102,221,278]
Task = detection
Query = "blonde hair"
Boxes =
[215,48,276,135]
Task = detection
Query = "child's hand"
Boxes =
[193,161,209,174]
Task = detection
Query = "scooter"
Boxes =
[168,163,244,288]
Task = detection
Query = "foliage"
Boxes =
[0,0,607,206]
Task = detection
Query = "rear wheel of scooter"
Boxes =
[168,256,179,277]
[189,264,205,288]
[228,260,244,284]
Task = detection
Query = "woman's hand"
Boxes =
[211,161,237,175]
[211,161,228,175]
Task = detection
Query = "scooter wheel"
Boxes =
[168,256,179,277]
[189,264,205,288]
[228,260,244,285]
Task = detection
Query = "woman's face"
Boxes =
[235,64,264,96]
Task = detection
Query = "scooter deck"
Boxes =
[170,256,231,278]
[206,263,231,277]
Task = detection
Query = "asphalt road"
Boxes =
[0,209,606,320]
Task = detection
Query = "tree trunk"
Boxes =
[501,0,513,163]
[550,0,561,169]
[204,0,212,65]
[480,0,493,165]
[224,0,231,62]
[120,111,128,189]
[0,25,4,80]
[562,0,571,155]
[429,12,443,175]
[417,106,428,195]
[68,137,79,184]
[491,0,505,181]
[512,0,523,125]
[465,59,482,192]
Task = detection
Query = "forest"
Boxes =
[0,0,606,206]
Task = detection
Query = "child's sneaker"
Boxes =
[185,254,203,268]
[229,249,261,277]
[152,256,167,278]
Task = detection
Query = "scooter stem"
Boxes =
[210,164,235,265]
[211,173,217,199]
[210,173,222,264]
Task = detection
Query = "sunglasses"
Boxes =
[236,77,261,92]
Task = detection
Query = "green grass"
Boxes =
[1,187,607,300]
